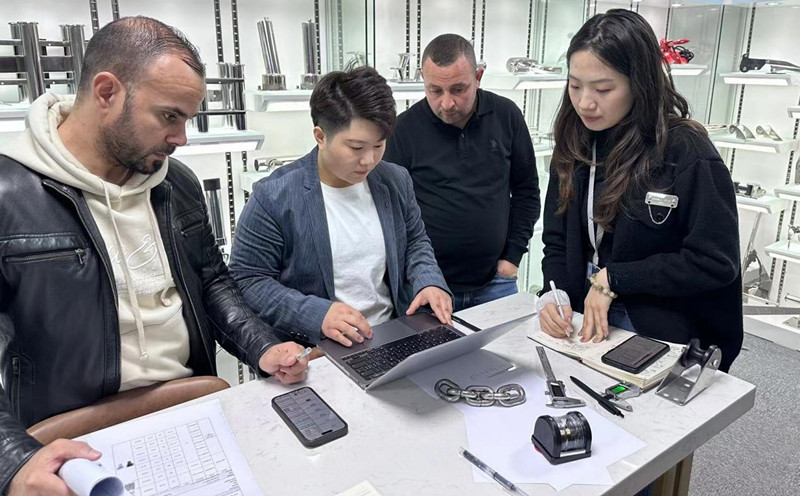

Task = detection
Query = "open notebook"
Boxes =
[527,313,684,390]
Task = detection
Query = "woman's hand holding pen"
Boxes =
[581,268,613,343]
[539,302,574,339]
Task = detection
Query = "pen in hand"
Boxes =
[296,347,313,361]
[459,447,530,496]
[549,280,571,338]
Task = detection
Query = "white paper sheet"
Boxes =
[79,399,261,496]
[335,480,383,496]
[409,351,646,492]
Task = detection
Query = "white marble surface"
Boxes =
[187,293,755,495]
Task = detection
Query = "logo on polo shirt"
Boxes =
[489,138,498,152]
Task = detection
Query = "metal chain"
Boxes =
[435,379,526,407]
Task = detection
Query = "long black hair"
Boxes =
[551,9,703,229]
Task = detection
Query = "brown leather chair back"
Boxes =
[27,376,230,444]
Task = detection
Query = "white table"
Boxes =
[189,293,755,495]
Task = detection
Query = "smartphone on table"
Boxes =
[271,387,348,448]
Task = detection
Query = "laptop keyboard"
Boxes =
[342,325,462,381]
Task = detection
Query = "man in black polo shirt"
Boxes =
[385,33,540,311]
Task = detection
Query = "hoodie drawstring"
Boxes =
[103,182,149,360]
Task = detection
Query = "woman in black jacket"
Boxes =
[538,9,742,372]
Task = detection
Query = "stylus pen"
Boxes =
[548,280,570,338]
[570,376,624,418]
[459,447,530,496]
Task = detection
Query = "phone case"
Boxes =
[600,335,670,374]
[271,387,348,448]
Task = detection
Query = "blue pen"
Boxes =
[296,347,313,360]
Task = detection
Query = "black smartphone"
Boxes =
[271,387,348,448]
[600,335,670,374]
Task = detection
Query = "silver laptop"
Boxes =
[319,312,534,390]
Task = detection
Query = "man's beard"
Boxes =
[98,98,176,175]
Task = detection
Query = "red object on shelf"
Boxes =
[660,37,695,65]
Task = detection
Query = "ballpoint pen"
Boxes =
[569,376,625,418]
[296,347,313,361]
[459,447,530,496]
[549,280,571,338]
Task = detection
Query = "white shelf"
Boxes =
[788,106,800,120]
[736,194,789,214]
[245,89,313,112]
[711,135,798,154]
[669,64,707,77]
[720,72,800,86]
[240,170,277,193]
[775,184,800,202]
[246,83,427,113]
[176,129,264,157]
[0,103,29,133]
[388,81,426,101]
[480,72,566,91]
[534,141,554,158]
[765,240,800,265]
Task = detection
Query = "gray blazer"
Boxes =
[229,147,450,344]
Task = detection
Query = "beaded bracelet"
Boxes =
[589,274,618,299]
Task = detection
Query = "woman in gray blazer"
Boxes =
[230,67,452,347]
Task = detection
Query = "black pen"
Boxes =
[570,376,625,418]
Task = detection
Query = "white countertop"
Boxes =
[185,293,755,495]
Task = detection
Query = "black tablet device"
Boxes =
[600,335,670,374]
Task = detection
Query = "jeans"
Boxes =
[452,273,519,312]
[607,302,635,331]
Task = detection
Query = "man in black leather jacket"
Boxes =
[0,17,309,495]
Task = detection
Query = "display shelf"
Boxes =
[176,129,264,157]
[480,72,566,91]
[533,140,554,158]
[246,82,427,113]
[735,194,789,214]
[245,89,313,112]
[720,72,800,86]
[0,103,29,133]
[669,64,707,77]
[765,240,800,266]
[788,106,800,120]
[388,81,426,101]
[775,184,800,203]
[240,170,276,193]
[711,135,799,154]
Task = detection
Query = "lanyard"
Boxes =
[587,141,603,266]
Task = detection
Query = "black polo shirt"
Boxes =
[384,89,540,292]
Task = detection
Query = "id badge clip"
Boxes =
[645,192,679,209]
[644,192,679,225]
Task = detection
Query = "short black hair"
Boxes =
[77,16,204,98]
[421,34,477,71]
[310,66,396,139]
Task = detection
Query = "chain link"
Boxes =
[435,379,526,407]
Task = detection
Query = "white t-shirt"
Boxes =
[320,181,394,325]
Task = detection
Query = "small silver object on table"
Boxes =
[435,379,526,407]
[536,346,585,408]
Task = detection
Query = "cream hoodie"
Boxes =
[4,93,192,392]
